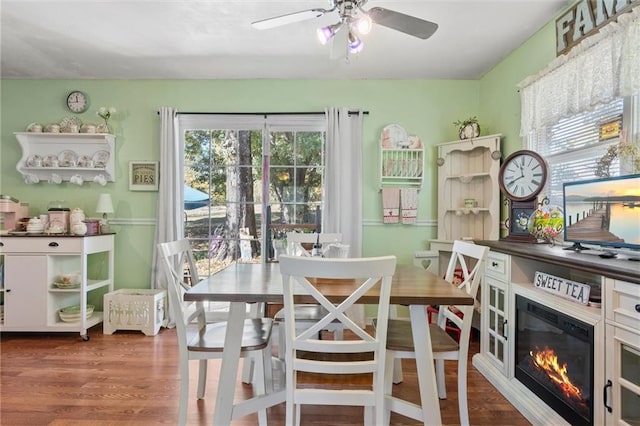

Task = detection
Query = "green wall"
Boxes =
[0,18,557,290]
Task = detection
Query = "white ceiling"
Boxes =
[1,0,570,80]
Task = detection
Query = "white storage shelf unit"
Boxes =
[0,234,114,339]
[15,132,115,184]
[436,134,501,242]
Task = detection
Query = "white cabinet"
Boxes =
[604,278,640,425]
[15,132,115,185]
[435,134,501,242]
[480,250,510,376]
[474,241,639,426]
[0,235,114,339]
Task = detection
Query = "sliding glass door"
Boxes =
[179,114,326,279]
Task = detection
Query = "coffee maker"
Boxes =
[0,196,29,232]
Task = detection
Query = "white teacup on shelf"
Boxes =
[80,124,96,134]
[70,174,84,186]
[24,173,39,184]
[45,123,60,133]
[93,174,107,186]
[27,122,43,132]
[50,174,62,184]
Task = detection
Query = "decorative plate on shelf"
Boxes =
[53,281,81,289]
[59,116,82,132]
[58,304,94,322]
[77,155,92,167]
[528,204,564,241]
[42,155,58,167]
[92,150,109,168]
[58,150,78,167]
[381,124,408,148]
[26,154,42,167]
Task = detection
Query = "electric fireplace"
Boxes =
[514,295,594,426]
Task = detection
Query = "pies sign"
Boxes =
[533,271,591,305]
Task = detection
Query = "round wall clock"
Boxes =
[498,150,547,202]
[66,91,89,113]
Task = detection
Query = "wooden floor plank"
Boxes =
[0,326,531,425]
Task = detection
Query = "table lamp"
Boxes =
[96,193,114,233]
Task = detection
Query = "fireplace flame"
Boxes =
[529,347,583,400]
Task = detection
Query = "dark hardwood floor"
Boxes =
[0,325,531,425]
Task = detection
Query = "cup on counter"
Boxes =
[68,124,79,133]
[50,158,59,167]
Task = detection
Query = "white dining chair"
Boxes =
[279,254,396,425]
[273,233,345,378]
[157,240,274,426]
[383,240,489,426]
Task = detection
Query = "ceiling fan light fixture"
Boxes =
[317,23,342,45]
[354,14,372,35]
[348,31,364,54]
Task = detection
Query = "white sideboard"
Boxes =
[0,234,114,340]
[473,241,640,426]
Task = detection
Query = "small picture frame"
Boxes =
[129,161,159,191]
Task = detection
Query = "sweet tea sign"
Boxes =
[533,271,591,305]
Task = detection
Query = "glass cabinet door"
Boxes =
[483,276,509,376]
[619,339,640,424]
[607,324,640,426]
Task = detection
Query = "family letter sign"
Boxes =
[533,271,591,305]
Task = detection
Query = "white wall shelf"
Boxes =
[15,132,116,185]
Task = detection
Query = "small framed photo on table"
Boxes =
[129,161,159,191]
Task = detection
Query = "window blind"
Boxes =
[527,98,624,205]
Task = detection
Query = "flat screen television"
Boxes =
[563,174,640,257]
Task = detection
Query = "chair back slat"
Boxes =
[438,240,489,331]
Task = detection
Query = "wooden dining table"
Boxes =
[184,262,474,425]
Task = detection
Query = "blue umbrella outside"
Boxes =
[184,184,210,210]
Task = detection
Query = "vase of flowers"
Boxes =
[96,106,116,133]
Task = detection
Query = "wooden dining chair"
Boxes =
[279,254,396,425]
[157,240,274,426]
[384,240,489,426]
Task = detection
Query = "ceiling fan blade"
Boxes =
[367,7,438,40]
[329,29,349,61]
[251,8,327,30]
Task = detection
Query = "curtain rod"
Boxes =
[157,110,369,116]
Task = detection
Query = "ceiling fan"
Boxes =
[251,0,438,55]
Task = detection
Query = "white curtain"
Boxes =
[325,107,365,326]
[519,5,640,138]
[151,106,183,325]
